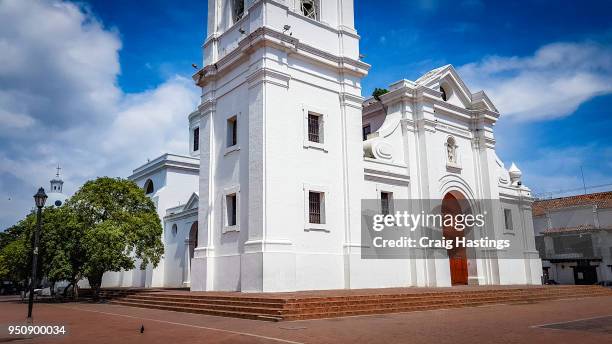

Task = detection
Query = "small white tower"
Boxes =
[47,164,68,207]
[508,162,523,186]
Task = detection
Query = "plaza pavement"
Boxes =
[0,294,610,343]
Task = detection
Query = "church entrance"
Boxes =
[442,193,468,285]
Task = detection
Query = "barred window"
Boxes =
[300,0,319,21]
[309,191,322,224]
[308,113,321,143]
[193,127,200,151]
[381,192,392,215]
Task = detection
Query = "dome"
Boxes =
[46,192,68,207]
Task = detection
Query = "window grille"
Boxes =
[309,191,321,224]
[308,114,320,143]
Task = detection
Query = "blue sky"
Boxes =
[0,0,611,228]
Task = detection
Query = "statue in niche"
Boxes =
[447,137,457,164]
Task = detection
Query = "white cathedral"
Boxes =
[102,0,542,292]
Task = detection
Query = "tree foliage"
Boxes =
[372,88,389,99]
[67,177,163,298]
[0,177,163,300]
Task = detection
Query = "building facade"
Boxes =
[533,192,612,285]
[185,0,540,292]
[106,0,542,291]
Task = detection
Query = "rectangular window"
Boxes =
[362,124,371,141]
[227,116,237,147]
[504,209,513,230]
[381,192,393,215]
[193,127,200,151]
[226,193,237,227]
[308,113,322,143]
[308,191,324,224]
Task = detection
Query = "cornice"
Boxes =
[129,154,200,181]
[194,26,370,88]
[246,67,291,89]
[340,92,364,110]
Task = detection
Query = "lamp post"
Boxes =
[28,187,47,321]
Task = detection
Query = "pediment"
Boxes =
[184,192,199,211]
[418,65,471,107]
[416,65,498,112]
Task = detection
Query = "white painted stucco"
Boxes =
[107,0,542,291]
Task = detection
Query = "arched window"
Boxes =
[144,179,154,195]
[171,224,178,236]
[446,136,457,164]
[440,85,448,101]
[300,0,319,20]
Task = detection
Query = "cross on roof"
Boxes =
[56,164,61,178]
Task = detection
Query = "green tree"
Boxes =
[67,177,163,299]
[41,206,85,299]
[0,238,29,287]
[0,206,77,295]
[372,88,389,99]
[0,214,36,290]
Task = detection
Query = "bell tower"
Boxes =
[50,164,63,193]
[191,0,369,292]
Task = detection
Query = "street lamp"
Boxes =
[28,187,47,321]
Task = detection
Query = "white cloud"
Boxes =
[458,42,612,121]
[0,0,199,228]
[0,110,35,130]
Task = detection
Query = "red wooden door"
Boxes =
[443,193,469,285]
[449,256,468,285]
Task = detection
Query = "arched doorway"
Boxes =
[442,193,468,285]
[184,221,198,286]
[189,221,198,260]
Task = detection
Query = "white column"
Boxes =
[183,238,193,286]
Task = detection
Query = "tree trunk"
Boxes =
[72,279,79,301]
[62,281,73,298]
[88,274,103,302]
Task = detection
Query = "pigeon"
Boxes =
[140,325,144,333]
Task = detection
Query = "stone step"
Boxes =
[114,290,610,317]
[282,294,611,321]
[108,286,612,321]
[115,298,285,315]
[120,288,607,309]
[281,293,611,315]
[109,300,282,321]
[121,295,286,308]
[123,287,607,307]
